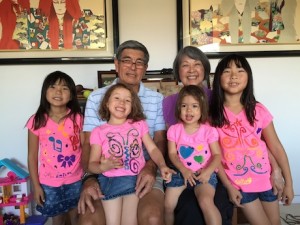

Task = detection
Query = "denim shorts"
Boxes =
[36,180,81,217]
[98,174,137,200]
[165,170,218,189]
[240,189,277,204]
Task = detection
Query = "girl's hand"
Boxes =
[99,155,123,172]
[181,168,197,187]
[159,166,176,183]
[281,185,294,205]
[227,185,243,208]
[195,168,211,184]
[34,184,45,206]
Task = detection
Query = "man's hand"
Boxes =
[135,161,156,198]
[78,178,104,214]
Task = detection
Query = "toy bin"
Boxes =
[24,216,47,225]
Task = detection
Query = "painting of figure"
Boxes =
[189,0,299,46]
[0,0,107,50]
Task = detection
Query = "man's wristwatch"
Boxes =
[81,172,98,184]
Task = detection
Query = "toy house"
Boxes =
[0,158,32,224]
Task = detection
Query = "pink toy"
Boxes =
[0,159,32,224]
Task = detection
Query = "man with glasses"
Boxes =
[78,40,166,225]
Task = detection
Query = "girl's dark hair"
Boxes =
[210,54,257,127]
[173,46,211,82]
[99,83,146,122]
[32,71,82,130]
[175,85,209,124]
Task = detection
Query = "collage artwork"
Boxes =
[189,0,300,46]
[0,0,106,50]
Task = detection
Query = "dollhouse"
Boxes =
[0,158,32,224]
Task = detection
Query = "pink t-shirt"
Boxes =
[26,113,84,187]
[167,122,219,172]
[216,103,273,192]
[90,120,148,177]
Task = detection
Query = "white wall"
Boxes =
[1,0,299,203]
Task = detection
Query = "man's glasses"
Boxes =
[120,58,145,69]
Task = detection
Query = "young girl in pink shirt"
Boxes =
[210,54,294,225]
[26,71,84,225]
[165,85,222,225]
[88,83,174,225]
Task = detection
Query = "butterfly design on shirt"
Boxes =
[220,120,268,176]
[106,128,142,174]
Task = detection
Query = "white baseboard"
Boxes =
[291,195,300,203]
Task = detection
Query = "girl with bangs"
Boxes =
[26,71,83,225]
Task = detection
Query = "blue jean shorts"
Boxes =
[165,170,218,189]
[36,180,81,217]
[240,189,277,204]
[98,174,137,200]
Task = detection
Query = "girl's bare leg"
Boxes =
[262,200,281,225]
[102,198,122,225]
[164,186,186,225]
[121,194,139,225]
[194,184,221,225]
[242,199,272,225]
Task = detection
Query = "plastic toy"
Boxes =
[0,158,32,224]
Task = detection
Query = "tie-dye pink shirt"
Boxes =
[167,122,219,172]
[216,103,273,192]
[26,114,83,187]
[90,120,148,177]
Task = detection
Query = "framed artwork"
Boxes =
[97,70,118,88]
[142,78,180,96]
[177,0,300,58]
[142,79,161,92]
[0,0,119,64]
